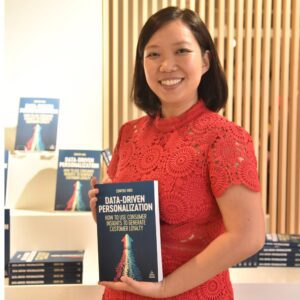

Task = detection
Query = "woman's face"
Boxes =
[143,20,209,117]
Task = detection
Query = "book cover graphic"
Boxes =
[9,250,84,267]
[14,97,59,151]
[5,209,10,277]
[96,180,162,282]
[55,150,101,211]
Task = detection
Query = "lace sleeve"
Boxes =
[207,123,261,198]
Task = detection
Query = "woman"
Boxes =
[89,7,265,299]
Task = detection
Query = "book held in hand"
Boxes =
[96,180,163,282]
[54,150,101,211]
[14,97,59,151]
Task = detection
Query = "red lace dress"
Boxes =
[103,100,260,300]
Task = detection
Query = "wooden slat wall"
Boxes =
[102,0,300,234]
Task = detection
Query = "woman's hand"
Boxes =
[88,175,112,222]
[99,276,167,299]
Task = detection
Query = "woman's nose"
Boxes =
[159,57,178,72]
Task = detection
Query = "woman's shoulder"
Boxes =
[196,110,253,144]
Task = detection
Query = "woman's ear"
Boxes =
[201,50,210,75]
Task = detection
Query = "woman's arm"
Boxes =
[100,184,265,298]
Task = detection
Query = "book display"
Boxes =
[14,97,59,151]
[54,150,101,211]
[233,234,300,268]
[258,234,300,267]
[8,250,84,285]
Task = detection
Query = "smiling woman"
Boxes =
[143,20,209,118]
[89,6,265,300]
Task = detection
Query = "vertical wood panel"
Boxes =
[198,0,206,22]
[207,0,215,39]
[131,0,139,120]
[122,0,129,125]
[112,0,119,147]
[225,0,234,120]
[269,0,282,232]
[287,0,300,233]
[243,0,253,132]
[260,0,272,214]
[251,0,262,159]
[102,0,110,149]
[103,0,300,234]
[217,0,225,67]
[234,0,244,126]
[278,0,291,233]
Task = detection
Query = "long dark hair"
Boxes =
[131,6,228,117]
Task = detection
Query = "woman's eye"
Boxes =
[146,52,160,58]
[176,48,192,54]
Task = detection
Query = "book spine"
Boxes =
[9,266,82,274]
[10,273,82,280]
[9,262,82,268]
[9,278,82,285]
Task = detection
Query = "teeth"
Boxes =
[160,79,182,86]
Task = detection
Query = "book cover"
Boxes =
[5,209,10,277]
[14,97,59,151]
[9,250,84,268]
[54,150,101,211]
[96,180,162,282]
[4,150,9,202]
[101,148,112,167]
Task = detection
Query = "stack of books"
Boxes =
[258,234,300,267]
[232,252,258,268]
[8,250,84,285]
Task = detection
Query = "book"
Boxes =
[232,252,258,268]
[9,265,83,274]
[4,150,9,202]
[9,250,84,268]
[14,97,59,151]
[5,209,10,277]
[265,233,300,248]
[9,277,82,285]
[54,150,101,211]
[10,273,82,280]
[101,148,112,167]
[96,180,162,282]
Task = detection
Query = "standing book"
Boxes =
[55,150,101,211]
[96,180,163,282]
[14,97,59,151]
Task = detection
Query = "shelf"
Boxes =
[230,267,300,300]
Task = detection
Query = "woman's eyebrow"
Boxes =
[145,40,192,50]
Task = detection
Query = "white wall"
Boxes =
[4,0,102,150]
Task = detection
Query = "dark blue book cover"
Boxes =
[101,148,112,167]
[5,209,10,277]
[96,180,162,282]
[4,150,9,202]
[9,250,84,267]
[14,97,59,151]
[54,150,101,211]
